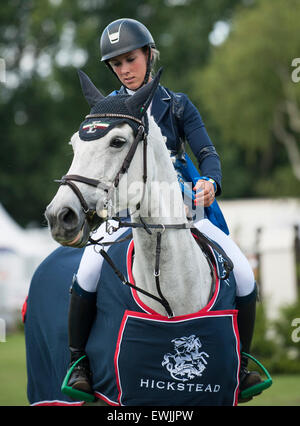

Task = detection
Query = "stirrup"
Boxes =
[61,355,96,402]
[239,352,272,400]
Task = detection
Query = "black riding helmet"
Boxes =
[100,18,156,89]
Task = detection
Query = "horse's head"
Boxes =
[45,69,162,247]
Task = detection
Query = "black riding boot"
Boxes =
[66,277,97,398]
[236,285,262,402]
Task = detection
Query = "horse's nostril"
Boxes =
[58,207,79,229]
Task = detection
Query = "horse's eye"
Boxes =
[110,137,127,148]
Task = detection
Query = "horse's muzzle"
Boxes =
[45,205,91,248]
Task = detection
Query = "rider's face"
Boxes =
[109,48,151,90]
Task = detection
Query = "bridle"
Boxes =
[55,112,233,317]
[55,113,148,227]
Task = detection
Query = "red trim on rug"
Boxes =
[94,391,119,406]
[126,239,221,318]
[21,296,28,323]
[31,400,84,406]
[114,312,129,405]
[232,312,241,406]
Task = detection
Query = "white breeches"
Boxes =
[194,219,255,297]
[76,218,255,298]
[76,220,126,293]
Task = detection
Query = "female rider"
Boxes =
[65,18,261,402]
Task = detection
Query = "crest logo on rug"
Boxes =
[161,334,210,382]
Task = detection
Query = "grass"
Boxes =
[0,331,299,406]
[245,374,300,406]
[0,331,28,406]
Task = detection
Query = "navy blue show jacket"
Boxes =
[116,84,222,195]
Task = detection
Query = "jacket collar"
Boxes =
[151,84,171,124]
[118,84,171,124]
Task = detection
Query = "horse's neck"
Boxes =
[131,227,212,316]
[130,116,212,317]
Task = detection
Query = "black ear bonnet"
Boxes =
[77,68,162,141]
[79,94,142,141]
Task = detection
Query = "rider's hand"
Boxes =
[193,179,215,207]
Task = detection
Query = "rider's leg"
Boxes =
[236,287,262,398]
[76,220,126,292]
[67,278,97,395]
[194,219,262,396]
[194,218,255,297]
[65,221,126,396]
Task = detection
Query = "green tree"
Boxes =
[195,0,300,199]
[0,0,242,226]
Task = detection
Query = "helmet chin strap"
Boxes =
[140,45,153,88]
[106,46,153,91]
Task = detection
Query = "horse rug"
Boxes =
[87,232,240,406]
[24,231,240,406]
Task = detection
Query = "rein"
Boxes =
[88,217,233,318]
[89,219,196,318]
[98,236,174,318]
[54,175,110,224]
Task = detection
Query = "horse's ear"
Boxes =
[125,68,163,119]
[77,69,105,107]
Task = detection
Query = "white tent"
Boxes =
[0,204,58,327]
[220,198,300,318]
[0,203,58,257]
[0,203,28,255]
